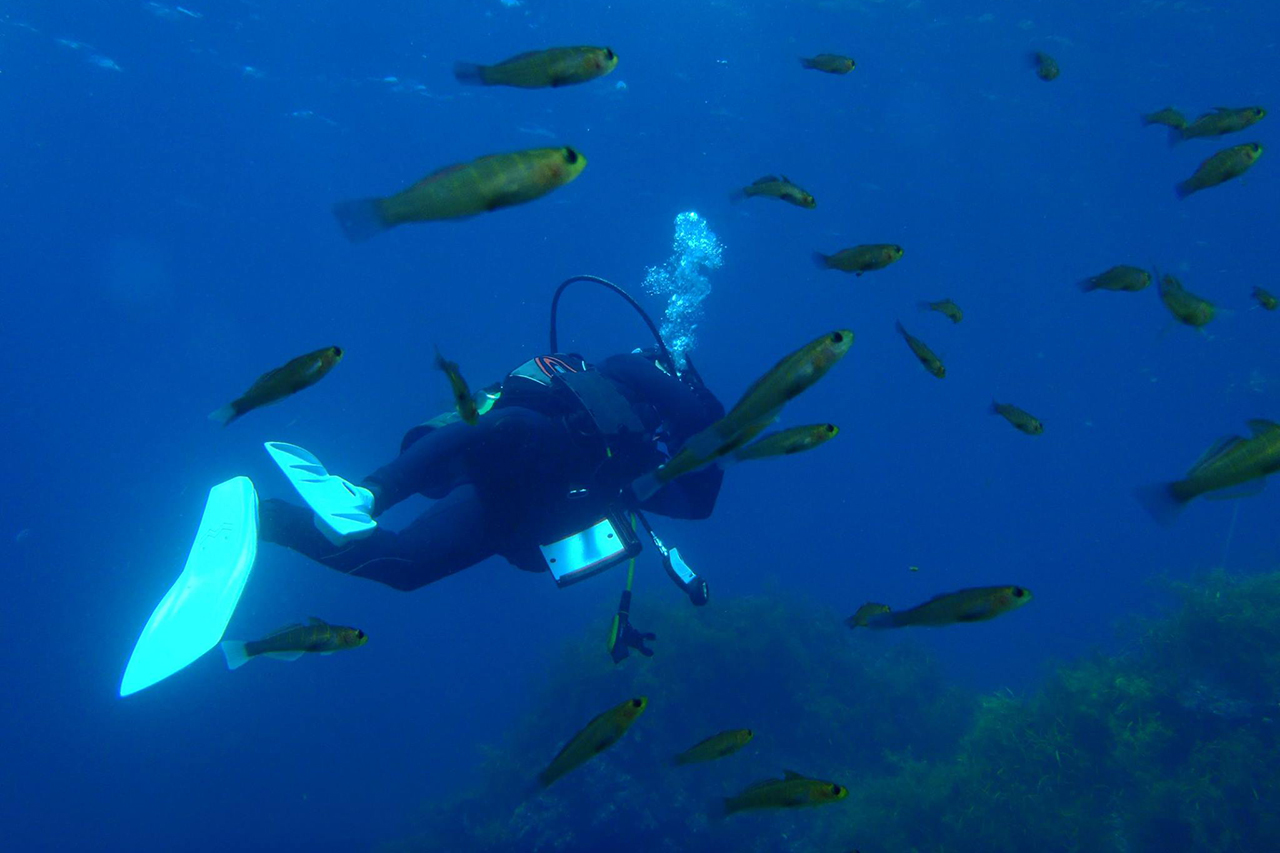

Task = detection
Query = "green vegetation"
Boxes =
[385,570,1280,853]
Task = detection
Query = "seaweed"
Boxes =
[384,570,1280,853]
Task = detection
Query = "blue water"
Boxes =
[2,1,1276,850]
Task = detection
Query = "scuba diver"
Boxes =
[121,277,723,696]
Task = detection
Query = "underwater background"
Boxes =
[1,0,1276,850]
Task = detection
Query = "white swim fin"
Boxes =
[120,477,259,697]
[263,441,376,545]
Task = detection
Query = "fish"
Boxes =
[220,617,367,670]
[731,175,815,208]
[1136,420,1280,525]
[1253,286,1278,310]
[1175,142,1263,199]
[723,770,848,816]
[1030,51,1059,81]
[1174,106,1266,142]
[538,697,648,788]
[1157,274,1215,327]
[210,346,343,426]
[800,54,855,74]
[633,331,853,498]
[992,400,1044,435]
[333,147,587,242]
[846,586,1033,629]
[920,299,963,323]
[435,348,478,425]
[453,46,617,89]
[895,321,945,378]
[672,729,754,765]
[813,244,904,276]
[1142,107,1188,130]
[1078,265,1151,293]
[729,424,839,463]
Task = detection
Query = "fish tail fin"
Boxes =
[1174,180,1194,200]
[894,319,907,337]
[452,61,487,85]
[631,471,663,502]
[208,403,240,426]
[798,57,815,69]
[1135,482,1189,526]
[1077,276,1098,292]
[729,188,748,205]
[1167,126,1185,146]
[917,301,932,312]
[220,640,252,670]
[812,251,829,269]
[332,198,390,243]
[989,399,1001,415]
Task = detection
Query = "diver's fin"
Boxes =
[220,640,252,670]
[332,198,390,243]
[264,442,376,545]
[263,650,306,662]
[120,477,259,696]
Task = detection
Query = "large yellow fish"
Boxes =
[813,244,903,276]
[220,617,367,669]
[730,424,838,463]
[454,46,617,89]
[210,346,343,426]
[538,697,647,788]
[1137,420,1280,525]
[333,147,587,242]
[1176,142,1263,199]
[847,586,1032,628]
[633,331,853,498]
[672,729,753,766]
[723,770,848,816]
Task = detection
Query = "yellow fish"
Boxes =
[800,54,855,74]
[814,244,903,276]
[847,586,1032,628]
[538,697,647,788]
[334,147,587,242]
[730,424,838,463]
[991,401,1043,435]
[1138,420,1280,525]
[920,299,963,323]
[435,348,478,425]
[210,346,343,426]
[1030,51,1059,81]
[1175,106,1265,142]
[1176,142,1262,199]
[1078,265,1151,293]
[672,729,753,765]
[895,321,945,378]
[220,617,367,669]
[1158,274,1215,327]
[724,770,848,815]
[731,175,815,208]
[454,46,617,89]
[1253,286,1277,310]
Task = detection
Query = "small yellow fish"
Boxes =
[210,346,343,426]
[991,400,1043,435]
[634,331,853,499]
[1176,142,1263,199]
[813,244,903,276]
[1142,107,1187,130]
[1078,265,1151,293]
[1138,419,1280,525]
[724,770,848,816]
[731,424,838,463]
[1158,274,1215,327]
[731,175,815,208]
[895,321,945,378]
[672,729,754,765]
[920,299,963,323]
[1253,286,1278,310]
[1175,106,1266,142]
[334,147,587,242]
[453,46,617,89]
[435,347,478,425]
[847,586,1032,629]
[538,697,648,788]
[800,54,855,74]
[220,617,367,669]
[1030,52,1059,81]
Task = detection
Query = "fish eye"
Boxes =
[564,147,580,164]
[1012,587,1025,598]
[745,729,753,737]
[332,347,344,357]
[831,785,843,795]
[631,698,643,708]
[1252,144,1262,152]
[356,630,365,638]
[605,48,615,60]
[825,424,835,432]
[831,332,844,344]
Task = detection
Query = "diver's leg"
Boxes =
[260,486,499,592]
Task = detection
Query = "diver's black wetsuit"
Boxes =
[259,353,724,591]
